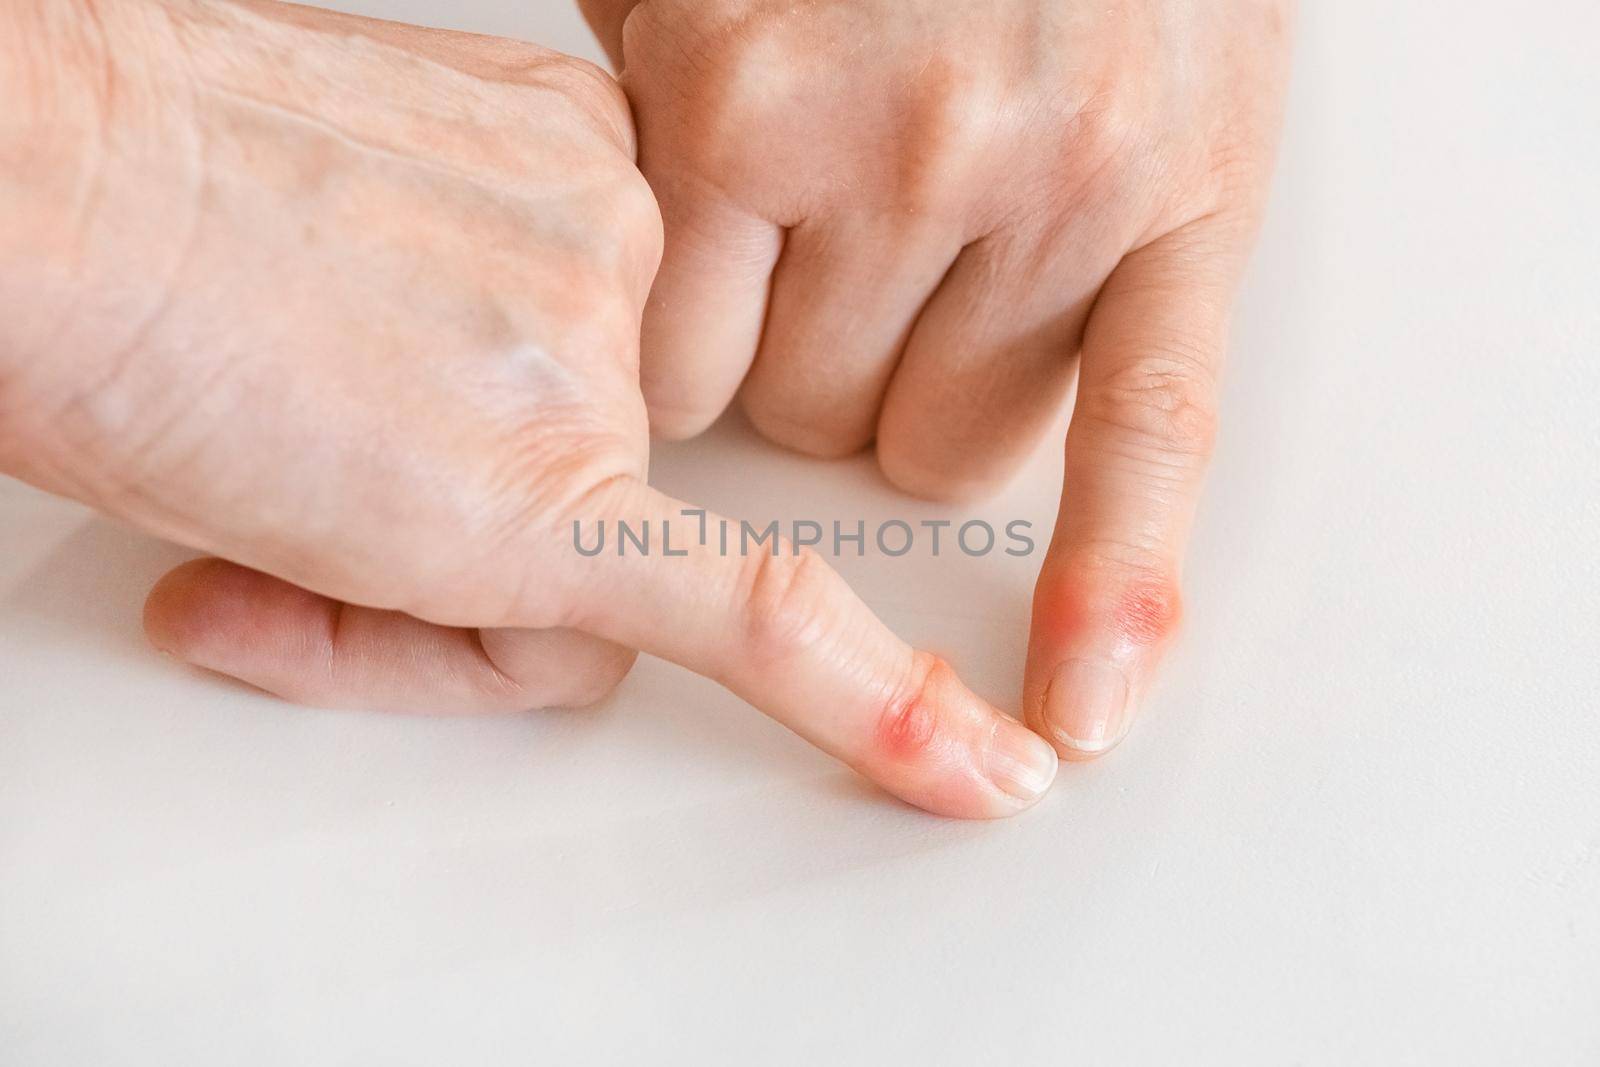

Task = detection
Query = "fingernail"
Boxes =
[986,717,1059,804]
[1043,659,1132,756]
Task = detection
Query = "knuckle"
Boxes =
[1065,88,1139,172]
[1038,563,1184,649]
[544,226,654,330]
[535,293,641,382]
[893,60,999,213]
[629,4,785,110]
[507,590,572,635]
[578,177,658,268]
[536,54,637,152]
[735,545,836,666]
[869,653,945,764]
[612,166,666,273]
[548,163,660,290]
[1025,59,1146,198]
[1085,358,1219,461]
[1109,573,1184,646]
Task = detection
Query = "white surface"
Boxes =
[3,2,1598,1063]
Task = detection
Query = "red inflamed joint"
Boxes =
[1112,579,1183,646]
[1033,573,1183,648]
[872,656,947,762]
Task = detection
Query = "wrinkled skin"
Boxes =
[579,0,1293,757]
[0,0,1059,818]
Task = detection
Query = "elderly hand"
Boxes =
[579,0,1292,758]
[0,0,1059,817]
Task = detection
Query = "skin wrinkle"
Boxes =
[323,597,348,692]
[524,471,647,632]
[470,627,530,704]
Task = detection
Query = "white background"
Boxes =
[3,1,1598,1063]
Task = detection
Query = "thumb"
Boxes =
[1025,219,1244,759]
[559,477,1059,818]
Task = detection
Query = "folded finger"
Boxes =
[145,559,634,713]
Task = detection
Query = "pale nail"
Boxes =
[986,717,1059,803]
[1043,658,1132,756]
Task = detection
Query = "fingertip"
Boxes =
[142,560,200,656]
[1024,568,1177,763]
[865,656,1057,819]
[983,713,1061,808]
[143,558,299,669]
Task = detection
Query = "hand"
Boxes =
[0,0,1058,817]
[580,0,1292,758]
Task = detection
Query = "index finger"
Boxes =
[562,477,1059,818]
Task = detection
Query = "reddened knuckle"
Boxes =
[1037,564,1183,648]
[871,656,944,764]
[1110,574,1184,646]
